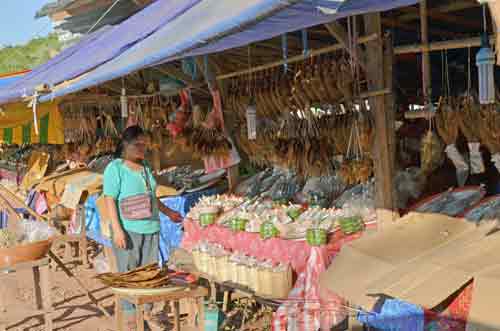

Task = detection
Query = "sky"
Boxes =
[0,0,54,47]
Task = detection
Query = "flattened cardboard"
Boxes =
[36,169,102,209]
[319,213,477,309]
[20,151,50,190]
[321,212,500,328]
[467,265,500,331]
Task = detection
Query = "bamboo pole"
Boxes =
[216,33,378,80]
[394,35,495,54]
[217,34,495,81]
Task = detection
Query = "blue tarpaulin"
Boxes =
[0,0,203,104]
[38,0,418,102]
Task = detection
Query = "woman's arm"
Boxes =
[105,196,127,248]
[157,198,183,223]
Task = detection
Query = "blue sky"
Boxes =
[0,0,54,46]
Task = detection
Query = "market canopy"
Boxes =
[39,0,418,102]
[0,70,30,89]
[0,0,204,104]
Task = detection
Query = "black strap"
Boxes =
[142,162,154,197]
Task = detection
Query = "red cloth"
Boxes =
[182,219,371,274]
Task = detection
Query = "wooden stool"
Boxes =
[112,286,208,331]
[0,257,54,331]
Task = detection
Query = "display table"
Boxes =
[181,218,377,331]
[182,219,374,274]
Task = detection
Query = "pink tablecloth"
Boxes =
[182,218,377,331]
[181,219,369,274]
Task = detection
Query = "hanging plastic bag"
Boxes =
[444,144,469,186]
[468,142,485,174]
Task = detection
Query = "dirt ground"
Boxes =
[0,243,199,331]
[0,256,117,331]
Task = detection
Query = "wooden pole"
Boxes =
[216,34,493,81]
[364,13,397,226]
[420,0,432,101]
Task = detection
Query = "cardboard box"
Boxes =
[319,211,500,327]
[36,169,103,209]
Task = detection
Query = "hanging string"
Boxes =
[483,3,488,35]
[446,49,451,98]
[247,45,252,98]
[281,34,288,72]
[301,29,309,56]
[467,47,472,97]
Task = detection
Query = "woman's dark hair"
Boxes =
[114,125,145,158]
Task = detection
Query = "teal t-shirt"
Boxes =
[103,159,160,234]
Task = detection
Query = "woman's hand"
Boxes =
[157,198,183,223]
[113,227,127,249]
[166,210,183,223]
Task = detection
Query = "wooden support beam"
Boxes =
[420,0,432,100]
[382,17,462,38]
[394,35,495,54]
[363,13,396,217]
[397,6,481,30]
[324,21,367,71]
[397,0,479,22]
[217,33,378,80]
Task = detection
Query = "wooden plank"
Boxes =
[363,13,396,215]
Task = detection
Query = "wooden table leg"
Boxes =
[115,296,123,331]
[197,297,205,331]
[173,300,180,331]
[40,264,53,331]
[32,266,43,310]
[223,291,231,313]
[136,304,145,331]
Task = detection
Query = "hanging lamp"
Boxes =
[120,78,128,118]
[476,2,496,105]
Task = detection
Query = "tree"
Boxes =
[0,34,62,74]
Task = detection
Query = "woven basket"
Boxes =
[215,255,230,282]
[236,263,250,287]
[256,266,293,299]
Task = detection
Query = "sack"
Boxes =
[119,193,153,220]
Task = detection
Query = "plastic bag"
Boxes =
[468,142,485,174]
[18,219,56,243]
[491,153,500,174]
[394,168,425,210]
[302,175,346,208]
[94,252,110,274]
[445,144,469,186]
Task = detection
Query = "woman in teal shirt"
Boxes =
[103,125,182,329]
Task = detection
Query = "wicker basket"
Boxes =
[256,266,293,299]
[215,255,230,282]
[257,268,274,297]
[228,261,239,284]
[236,263,250,287]
[269,266,293,298]
[248,266,260,292]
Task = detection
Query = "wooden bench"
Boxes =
[112,285,208,331]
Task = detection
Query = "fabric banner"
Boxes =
[0,106,64,145]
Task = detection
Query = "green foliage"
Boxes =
[0,34,62,74]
